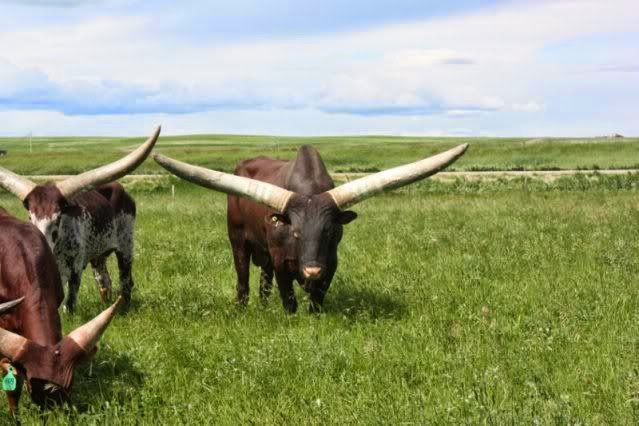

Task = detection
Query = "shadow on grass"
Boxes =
[322,287,407,320]
[70,349,144,412]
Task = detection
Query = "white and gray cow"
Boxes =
[0,126,160,312]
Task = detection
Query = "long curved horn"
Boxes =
[0,327,29,360]
[0,297,24,315]
[66,297,123,353]
[0,167,36,201]
[56,126,161,199]
[326,144,469,210]
[153,154,295,213]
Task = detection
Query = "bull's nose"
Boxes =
[303,266,322,280]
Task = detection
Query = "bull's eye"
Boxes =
[271,216,278,223]
[293,231,300,239]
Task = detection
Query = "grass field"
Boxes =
[1,169,639,423]
[1,134,639,174]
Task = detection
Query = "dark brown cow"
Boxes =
[0,126,160,312]
[154,143,468,313]
[0,207,121,417]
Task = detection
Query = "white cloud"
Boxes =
[0,0,637,135]
[511,101,544,113]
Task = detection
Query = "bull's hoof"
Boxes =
[283,300,298,314]
[235,294,249,307]
[99,288,112,304]
[119,296,131,313]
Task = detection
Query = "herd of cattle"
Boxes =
[0,126,468,416]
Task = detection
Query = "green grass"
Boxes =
[1,175,639,424]
[1,134,639,174]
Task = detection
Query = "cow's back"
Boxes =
[0,208,63,345]
[94,182,136,217]
[234,156,291,186]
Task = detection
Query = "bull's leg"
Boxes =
[90,256,112,303]
[230,238,252,305]
[58,264,71,296]
[259,264,274,302]
[275,271,297,314]
[309,282,330,314]
[309,260,337,313]
[65,271,82,313]
[115,214,136,311]
[115,250,134,310]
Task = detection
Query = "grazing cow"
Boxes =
[154,143,468,313]
[0,126,160,312]
[0,206,121,416]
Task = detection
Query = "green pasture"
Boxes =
[1,173,639,423]
[1,134,639,174]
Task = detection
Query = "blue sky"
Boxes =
[0,0,637,136]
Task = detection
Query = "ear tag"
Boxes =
[3,367,16,391]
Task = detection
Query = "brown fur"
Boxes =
[0,207,92,413]
[227,146,357,313]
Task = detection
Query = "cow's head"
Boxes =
[0,126,161,249]
[153,144,468,285]
[266,192,357,284]
[0,297,122,410]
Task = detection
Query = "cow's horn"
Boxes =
[0,298,28,359]
[153,154,295,213]
[56,126,161,199]
[66,297,123,353]
[0,327,29,360]
[0,166,36,201]
[326,144,469,210]
[0,297,25,315]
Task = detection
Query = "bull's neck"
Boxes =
[20,302,63,348]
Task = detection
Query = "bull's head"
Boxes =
[0,126,160,250]
[0,297,122,411]
[153,144,468,284]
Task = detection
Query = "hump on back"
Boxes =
[285,145,334,195]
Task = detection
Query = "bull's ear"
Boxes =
[336,210,357,225]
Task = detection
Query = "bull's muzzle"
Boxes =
[303,266,323,280]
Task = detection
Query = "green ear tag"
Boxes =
[2,367,16,391]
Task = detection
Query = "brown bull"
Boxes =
[0,207,121,416]
[0,126,160,312]
[154,143,468,313]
